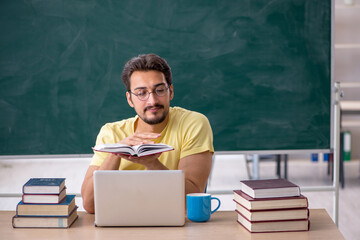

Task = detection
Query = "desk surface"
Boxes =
[1,209,344,240]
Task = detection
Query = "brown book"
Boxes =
[16,195,76,216]
[236,210,310,233]
[240,179,300,198]
[234,200,309,221]
[233,190,308,210]
[12,207,78,228]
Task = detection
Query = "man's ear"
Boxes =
[126,91,134,108]
[169,84,174,101]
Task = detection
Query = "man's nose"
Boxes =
[146,92,158,104]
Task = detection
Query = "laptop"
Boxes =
[93,170,185,227]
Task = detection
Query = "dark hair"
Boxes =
[121,54,172,91]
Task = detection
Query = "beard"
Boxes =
[138,104,169,125]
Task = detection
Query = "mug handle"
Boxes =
[210,197,221,214]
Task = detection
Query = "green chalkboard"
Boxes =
[0,0,331,155]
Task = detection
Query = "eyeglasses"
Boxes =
[129,84,170,101]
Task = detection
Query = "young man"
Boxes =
[81,54,214,213]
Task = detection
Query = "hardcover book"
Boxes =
[17,195,76,216]
[12,207,78,228]
[233,190,308,210]
[23,178,66,194]
[240,179,300,199]
[22,187,67,204]
[234,200,309,221]
[92,143,174,157]
[236,210,310,233]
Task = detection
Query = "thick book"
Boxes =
[233,190,308,210]
[236,210,310,233]
[92,143,174,157]
[16,195,76,216]
[240,179,300,198]
[234,200,309,221]
[23,178,66,194]
[12,207,78,228]
[22,187,66,204]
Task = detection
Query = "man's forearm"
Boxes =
[99,153,122,170]
[81,174,96,213]
[185,178,205,195]
[178,151,213,195]
[144,158,168,170]
[81,154,122,213]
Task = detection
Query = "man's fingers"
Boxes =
[127,138,154,146]
[126,132,161,145]
[133,132,161,139]
[119,132,161,146]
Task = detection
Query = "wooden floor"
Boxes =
[0,155,359,239]
[208,155,360,240]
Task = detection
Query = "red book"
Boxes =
[233,190,308,210]
[22,187,67,204]
[240,179,300,198]
[92,143,174,157]
[236,210,310,233]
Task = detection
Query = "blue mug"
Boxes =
[186,193,221,222]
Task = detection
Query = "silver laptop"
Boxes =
[93,170,185,227]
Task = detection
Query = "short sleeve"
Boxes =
[179,112,214,159]
[90,124,114,166]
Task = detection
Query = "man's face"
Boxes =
[126,70,173,125]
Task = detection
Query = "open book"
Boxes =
[92,143,174,157]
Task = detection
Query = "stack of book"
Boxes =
[12,178,78,228]
[234,178,310,233]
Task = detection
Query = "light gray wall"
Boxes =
[335,0,360,159]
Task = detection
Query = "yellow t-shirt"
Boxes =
[90,107,214,170]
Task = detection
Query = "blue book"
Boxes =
[23,178,66,194]
[16,195,76,216]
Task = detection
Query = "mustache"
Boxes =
[144,104,164,112]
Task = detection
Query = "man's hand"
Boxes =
[120,132,161,146]
[114,153,167,170]
[82,132,169,213]
[113,132,167,170]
